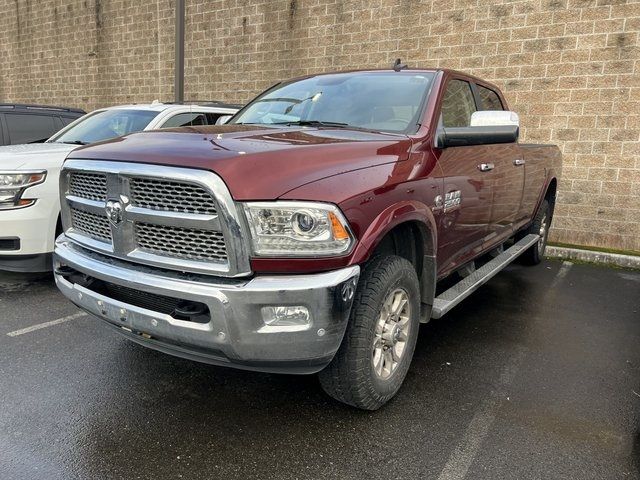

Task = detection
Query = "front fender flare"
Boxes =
[350,201,438,311]
[351,200,438,264]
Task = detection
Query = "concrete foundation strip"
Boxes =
[546,246,640,270]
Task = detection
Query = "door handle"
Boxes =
[513,159,525,166]
[477,163,494,172]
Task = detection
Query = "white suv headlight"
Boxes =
[0,171,46,210]
[243,201,354,256]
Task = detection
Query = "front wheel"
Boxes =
[319,255,421,410]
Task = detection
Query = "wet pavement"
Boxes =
[0,260,638,480]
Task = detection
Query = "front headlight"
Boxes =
[0,171,46,210]
[243,201,354,256]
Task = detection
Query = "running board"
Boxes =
[431,234,540,319]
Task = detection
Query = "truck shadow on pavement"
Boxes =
[0,271,51,293]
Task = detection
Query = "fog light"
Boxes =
[261,306,310,327]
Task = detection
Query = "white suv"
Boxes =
[0,102,239,272]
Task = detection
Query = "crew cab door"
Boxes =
[434,79,493,270]
[474,84,525,245]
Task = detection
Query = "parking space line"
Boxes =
[436,261,574,479]
[435,349,525,480]
[6,312,87,337]
[550,261,573,290]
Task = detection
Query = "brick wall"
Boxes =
[1,0,638,253]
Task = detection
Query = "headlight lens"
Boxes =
[243,201,354,256]
[0,171,46,210]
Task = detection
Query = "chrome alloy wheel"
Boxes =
[538,213,548,256]
[372,288,411,379]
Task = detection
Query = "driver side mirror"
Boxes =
[436,110,519,148]
[216,115,233,125]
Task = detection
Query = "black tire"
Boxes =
[319,255,421,410]
[520,199,551,265]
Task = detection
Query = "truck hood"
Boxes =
[0,142,76,170]
[68,125,413,199]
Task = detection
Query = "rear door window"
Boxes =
[60,116,79,126]
[205,112,226,125]
[477,85,504,110]
[440,80,477,128]
[161,112,208,128]
[6,113,58,144]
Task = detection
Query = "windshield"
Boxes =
[49,109,158,145]
[230,72,435,133]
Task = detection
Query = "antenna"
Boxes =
[393,58,408,72]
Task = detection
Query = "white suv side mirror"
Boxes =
[470,110,519,127]
[216,115,233,125]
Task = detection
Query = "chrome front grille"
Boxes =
[60,160,251,277]
[68,172,107,201]
[70,208,112,243]
[135,223,227,262]
[130,178,217,215]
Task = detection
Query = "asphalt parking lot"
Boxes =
[1,259,638,480]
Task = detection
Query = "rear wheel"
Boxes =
[520,200,551,265]
[319,255,420,410]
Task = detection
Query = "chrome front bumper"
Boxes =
[53,236,359,374]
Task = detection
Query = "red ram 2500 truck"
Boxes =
[54,67,560,410]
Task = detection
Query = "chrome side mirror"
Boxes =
[470,110,519,128]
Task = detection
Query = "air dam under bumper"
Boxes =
[54,237,360,374]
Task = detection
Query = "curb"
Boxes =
[546,246,640,270]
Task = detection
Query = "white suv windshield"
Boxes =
[230,72,435,133]
[49,109,158,145]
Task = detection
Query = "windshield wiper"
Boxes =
[272,120,351,128]
[58,140,89,145]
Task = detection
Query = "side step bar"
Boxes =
[431,234,540,319]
